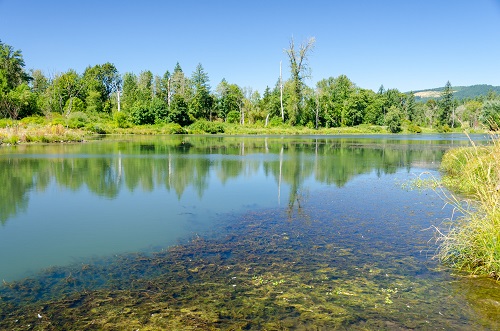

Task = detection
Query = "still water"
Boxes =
[0,134,499,329]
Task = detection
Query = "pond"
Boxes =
[0,134,499,330]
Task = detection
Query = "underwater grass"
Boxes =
[3,188,494,331]
[437,134,500,279]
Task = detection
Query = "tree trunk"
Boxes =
[280,61,284,122]
[117,89,121,112]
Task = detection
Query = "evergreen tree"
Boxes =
[439,81,454,127]
[190,63,213,120]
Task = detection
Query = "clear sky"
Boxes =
[1,0,499,93]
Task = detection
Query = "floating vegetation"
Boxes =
[1,187,499,330]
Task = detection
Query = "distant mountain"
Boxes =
[411,84,500,101]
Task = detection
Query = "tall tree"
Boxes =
[0,40,30,90]
[121,72,138,111]
[82,63,120,112]
[170,62,190,100]
[439,81,454,127]
[190,63,213,120]
[48,70,86,115]
[137,70,153,102]
[284,37,315,125]
[215,78,243,121]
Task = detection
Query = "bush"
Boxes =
[67,112,89,129]
[438,124,451,133]
[0,118,15,128]
[407,123,422,133]
[86,123,108,134]
[268,117,286,127]
[163,123,186,134]
[114,111,131,128]
[189,120,225,134]
[131,103,155,125]
[20,116,46,126]
[226,110,240,124]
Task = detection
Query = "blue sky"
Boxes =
[1,0,499,93]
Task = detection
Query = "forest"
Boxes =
[1,38,500,135]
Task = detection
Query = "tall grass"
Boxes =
[438,134,500,279]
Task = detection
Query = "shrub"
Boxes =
[20,116,46,126]
[226,110,240,124]
[67,112,89,129]
[114,111,131,128]
[189,120,225,134]
[131,103,155,125]
[407,123,422,133]
[438,124,451,133]
[86,123,108,134]
[269,117,285,127]
[0,118,14,128]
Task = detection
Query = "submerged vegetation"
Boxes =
[437,135,500,279]
[1,187,499,330]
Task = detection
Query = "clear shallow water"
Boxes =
[0,134,499,329]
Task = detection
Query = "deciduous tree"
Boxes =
[284,37,315,125]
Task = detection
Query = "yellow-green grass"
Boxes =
[0,124,85,145]
[438,135,500,279]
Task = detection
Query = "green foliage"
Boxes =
[85,90,103,113]
[2,83,40,119]
[189,120,225,134]
[131,102,155,125]
[168,95,191,126]
[439,81,455,126]
[226,110,240,124]
[216,79,243,120]
[407,123,422,133]
[268,116,287,127]
[67,112,89,129]
[479,100,500,130]
[113,111,131,128]
[150,97,168,123]
[438,124,451,133]
[86,122,108,134]
[20,116,46,125]
[64,97,85,115]
[0,40,30,90]
[385,106,402,133]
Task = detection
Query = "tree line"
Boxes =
[1,38,499,132]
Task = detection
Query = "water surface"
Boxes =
[0,134,498,329]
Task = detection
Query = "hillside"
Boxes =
[412,84,500,101]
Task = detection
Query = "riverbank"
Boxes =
[0,115,484,146]
[438,135,500,280]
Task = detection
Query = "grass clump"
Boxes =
[437,135,500,279]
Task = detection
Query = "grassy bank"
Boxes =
[1,114,482,146]
[438,135,500,279]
